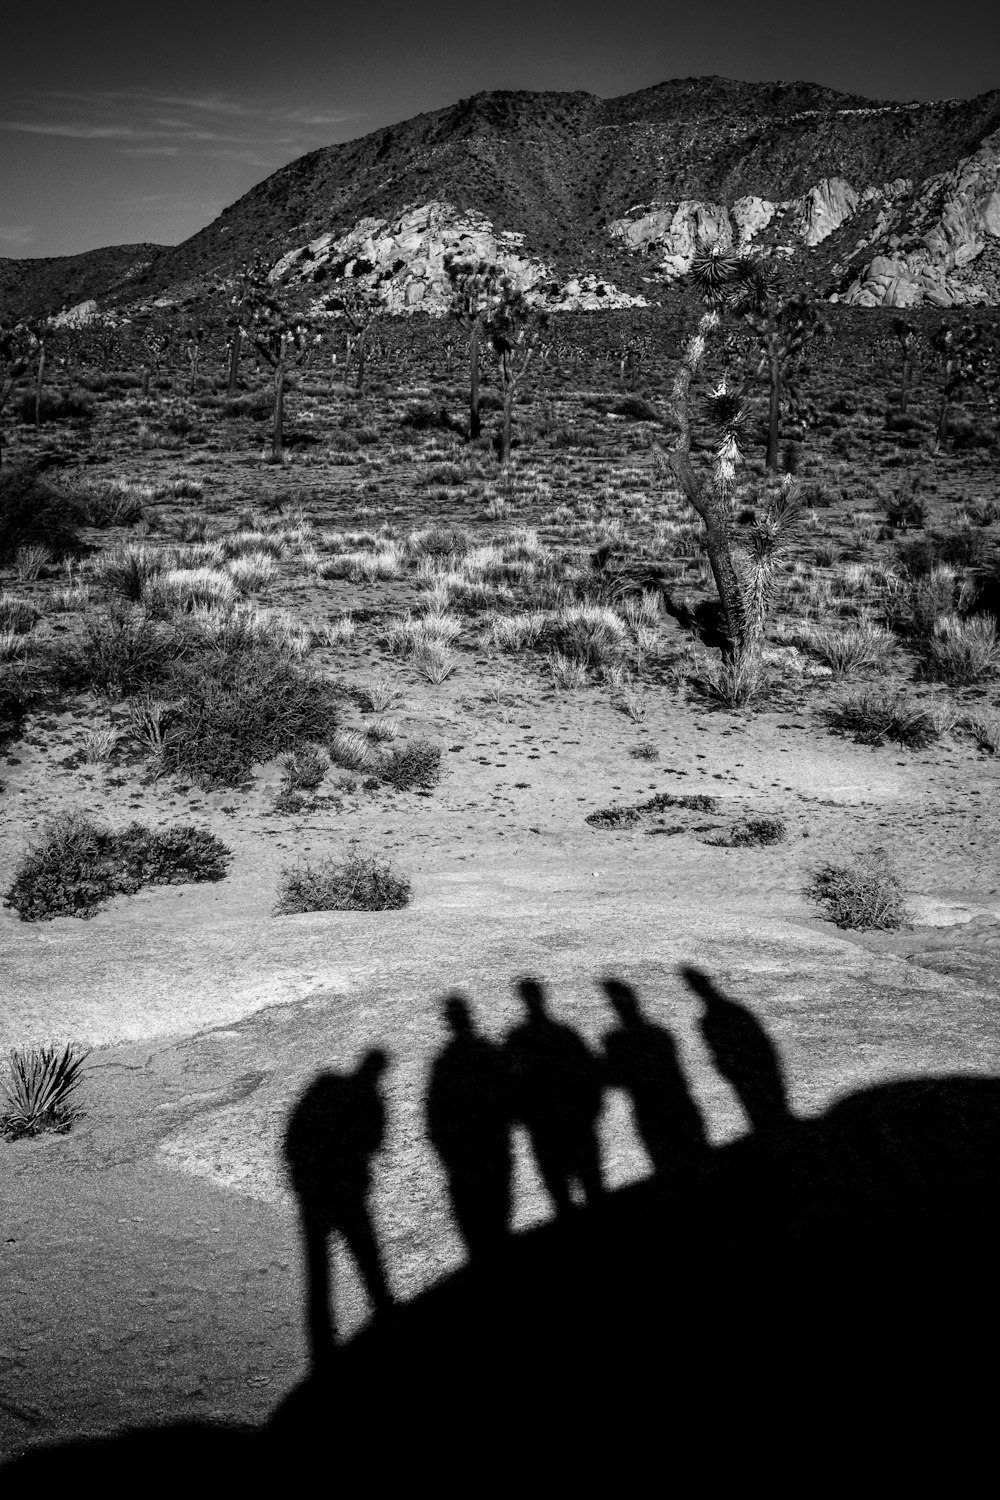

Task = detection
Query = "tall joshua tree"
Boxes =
[931,321,998,449]
[655,247,802,665]
[704,252,823,471]
[247,282,315,460]
[487,279,546,467]
[325,284,381,393]
[444,255,502,440]
[893,317,916,415]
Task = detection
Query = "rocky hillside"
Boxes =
[5,76,1000,318]
[0,244,162,322]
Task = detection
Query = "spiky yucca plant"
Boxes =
[1,1043,90,1140]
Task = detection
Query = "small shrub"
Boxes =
[921,613,999,685]
[1,1044,91,1140]
[820,689,943,749]
[0,465,86,562]
[378,738,442,791]
[52,606,181,698]
[413,642,458,683]
[3,811,231,921]
[713,816,787,847]
[15,544,51,581]
[0,664,39,747]
[805,847,910,930]
[79,482,145,528]
[875,472,926,530]
[281,743,330,791]
[611,395,660,421]
[16,389,94,425]
[81,722,123,762]
[330,728,378,771]
[0,593,39,635]
[274,848,411,914]
[94,542,162,602]
[160,645,341,788]
[628,742,659,760]
[906,567,964,638]
[359,675,401,713]
[690,650,763,709]
[801,621,895,677]
[959,709,1000,753]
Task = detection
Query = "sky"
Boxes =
[2,0,998,260]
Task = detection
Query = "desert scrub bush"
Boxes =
[280,743,330,791]
[329,728,378,772]
[47,583,91,613]
[958,709,1000,753]
[1,1044,91,1141]
[274,848,411,914]
[158,644,342,788]
[406,523,474,559]
[904,566,972,637]
[689,649,764,709]
[413,642,458,683]
[359,674,402,713]
[0,593,38,634]
[0,465,86,564]
[0,663,40,747]
[381,610,462,656]
[51,606,182,698]
[81,721,123,762]
[77,479,146,528]
[540,604,629,667]
[485,610,547,651]
[227,552,280,592]
[93,542,162,602]
[798,620,896,677]
[820,689,946,749]
[145,567,238,614]
[921,613,999,686]
[805,847,910,930]
[14,543,51,582]
[874,471,926,530]
[3,811,231,921]
[378,738,442,792]
[710,815,787,848]
[897,527,986,575]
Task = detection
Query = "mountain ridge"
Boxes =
[5,77,1000,318]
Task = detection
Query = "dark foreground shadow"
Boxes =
[6,967,1000,1482]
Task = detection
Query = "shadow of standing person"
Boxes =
[282,1048,393,1372]
[425,993,513,1261]
[506,978,605,1218]
[601,978,708,1183]
[681,966,791,1133]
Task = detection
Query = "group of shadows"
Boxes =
[7,966,1000,1485]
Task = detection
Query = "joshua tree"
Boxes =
[324,284,381,393]
[247,284,315,459]
[487,279,546,467]
[184,327,207,397]
[893,318,916,415]
[700,251,824,470]
[931,321,998,449]
[654,248,802,666]
[444,255,502,440]
[0,322,31,463]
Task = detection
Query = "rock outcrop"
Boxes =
[609,178,909,279]
[270,201,645,314]
[841,126,1000,308]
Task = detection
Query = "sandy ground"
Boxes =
[2,671,999,1459]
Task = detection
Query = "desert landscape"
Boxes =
[1,71,999,1468]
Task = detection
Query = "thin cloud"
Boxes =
[119,145,183,156]
[0,224,35,246]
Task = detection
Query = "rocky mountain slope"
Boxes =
[5,77,1000,319]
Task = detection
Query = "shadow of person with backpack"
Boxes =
[282,1048,393,1371]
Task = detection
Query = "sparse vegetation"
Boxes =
[4,812,232,921]
[805,847,910,930]
[274,847,411,914]
[2,1044,91,1141]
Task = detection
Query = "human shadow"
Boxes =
[7,967,1000,1483]
[424,993,513,1261]
[682,964,791,1132]
[601,977,709,1181]
[505,977,606,1216]
[281,1047,393,1369]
